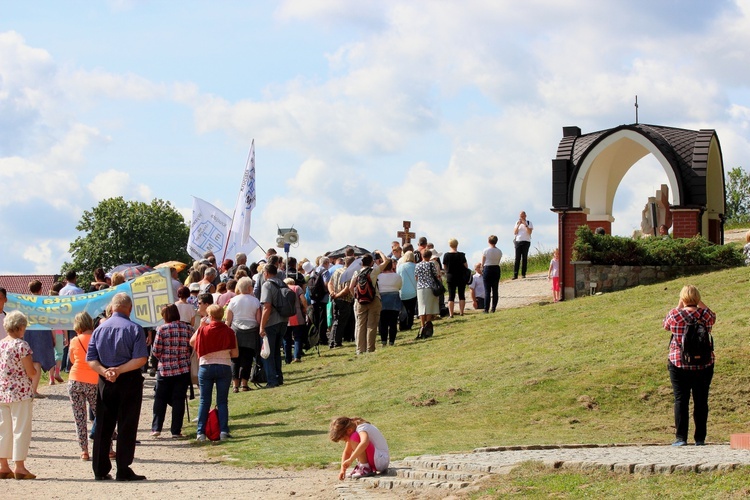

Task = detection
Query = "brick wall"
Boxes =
[559,211,589,299]
[671,210,700,239]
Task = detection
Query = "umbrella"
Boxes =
[108,263,154,280]
[325,245,371,260]
[155,261,187,273]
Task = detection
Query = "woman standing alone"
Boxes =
[663,285,715,446]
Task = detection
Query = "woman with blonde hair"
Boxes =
[663,285,716,446]
[191,305,238,441]
[0,311,37,479]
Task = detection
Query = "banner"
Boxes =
[187,197,233,261]
[5,268,174,330]
[228,141,259,258]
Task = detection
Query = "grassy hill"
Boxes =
[202,266,750,468]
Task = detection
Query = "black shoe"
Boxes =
[511,276,518,280]
[116,473,147,481]
[95,474,113,481]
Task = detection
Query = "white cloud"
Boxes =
[21,239,71,275]
[87,169,153,201]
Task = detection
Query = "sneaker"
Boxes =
[346,465,362,479]
[695,441,706,446]
[672,440,687,447]
[196,434,206,442]
[150,431,161,438]
[220,432,232,441]
[351,464,373,478]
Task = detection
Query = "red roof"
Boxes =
[0,275,61,294]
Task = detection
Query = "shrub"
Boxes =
[571,226,743,267]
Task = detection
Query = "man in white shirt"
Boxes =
[60,271,85,295]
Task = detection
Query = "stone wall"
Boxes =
[572,262,721,297]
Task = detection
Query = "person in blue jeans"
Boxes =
[259,264,287,388]
[190,304,238,441]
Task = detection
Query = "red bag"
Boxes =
[205,407,221,441]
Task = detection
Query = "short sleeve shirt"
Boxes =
[0,338,33,403]
[260,277,286,327]
[87,312,149,367]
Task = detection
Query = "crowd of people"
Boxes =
[0,209,599,482]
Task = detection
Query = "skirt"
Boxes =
[417,288,439,316]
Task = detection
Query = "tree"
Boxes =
[725,166,750,222]
[62,197,192,283]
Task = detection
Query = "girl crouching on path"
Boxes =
[329,416,389,479]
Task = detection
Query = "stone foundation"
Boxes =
[573,263,722,297]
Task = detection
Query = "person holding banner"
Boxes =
[25,281,55,399]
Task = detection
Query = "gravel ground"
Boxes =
[4,378,339,499]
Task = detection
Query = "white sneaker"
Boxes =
[351,464,373,478]
[196,434,206,442]
[220,432,231,441]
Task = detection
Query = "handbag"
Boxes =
[464,267,473,285]
[430,265,446,297]
[260,335,271,359]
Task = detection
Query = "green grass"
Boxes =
[190,266,750,475]
[470,462,750,498]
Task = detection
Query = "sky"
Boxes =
[1,0,749,275]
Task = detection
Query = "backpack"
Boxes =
[308,270,327,302]
[268,280,297,318]
[679,317,714,366]
[354,267,376,304]
[250,359,267,387]
[205,407,221,441]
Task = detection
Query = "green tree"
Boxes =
[725,166,750,222]
[62,197,191,283]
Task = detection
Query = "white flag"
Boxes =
[187,197,233,261]
[229,141,259,256]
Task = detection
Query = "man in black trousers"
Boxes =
[87,293,149,481]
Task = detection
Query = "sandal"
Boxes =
[241,386,251,392]
[232,387,239,393]
[81,452,89,461]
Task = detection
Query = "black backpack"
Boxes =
[250,359,267,387]
[354,267,376,304]
[308,270,327,302]
[679,317,713,366]
[267,280,297,318]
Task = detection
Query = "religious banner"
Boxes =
[5,268,174,330]
[187,196,233,261]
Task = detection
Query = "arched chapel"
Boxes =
[551,123,725,300]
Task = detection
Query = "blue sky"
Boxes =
[1,0,749,274]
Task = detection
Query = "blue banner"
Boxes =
[5,268,175,330]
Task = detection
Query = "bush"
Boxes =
[571,226,744,267]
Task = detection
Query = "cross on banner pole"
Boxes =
[397,220,415,245]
